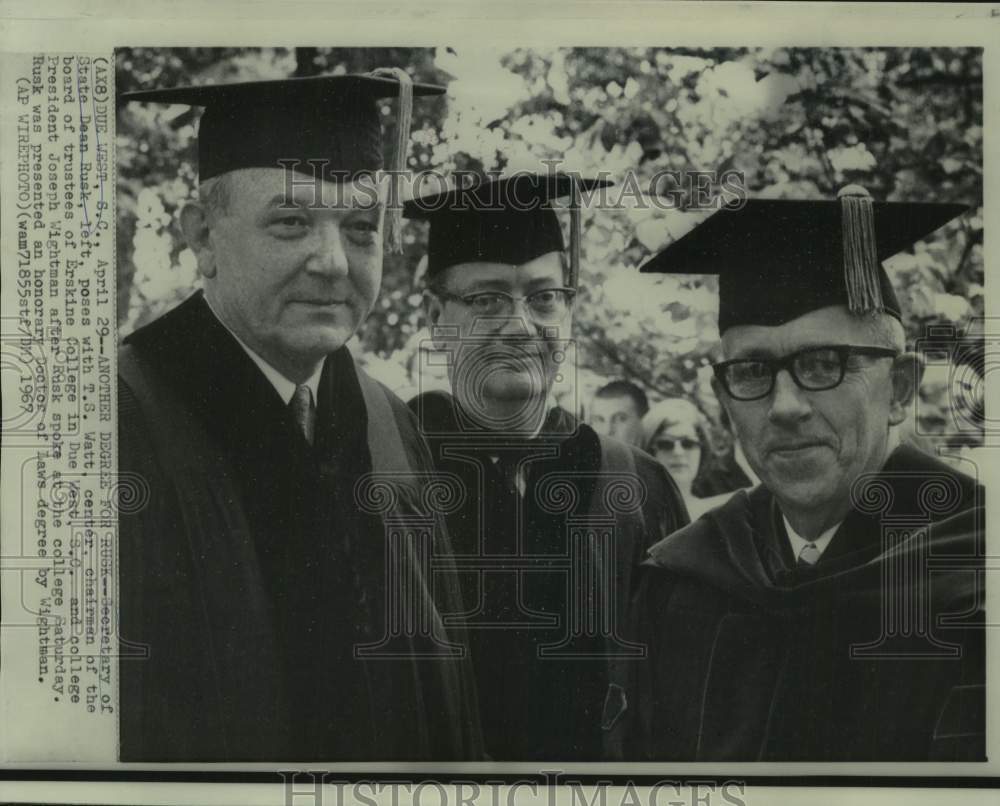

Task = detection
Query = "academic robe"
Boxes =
[632,444,985,761]
[117,292,481,761]
[410,391,689,760]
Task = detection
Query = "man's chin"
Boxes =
[285,328,352,358]
[766,472,842,511]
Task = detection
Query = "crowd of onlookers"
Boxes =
[586,379,757,518]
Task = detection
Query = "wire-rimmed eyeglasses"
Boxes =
[434,287,577,324]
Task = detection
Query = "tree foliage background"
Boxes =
[116,46,984,456]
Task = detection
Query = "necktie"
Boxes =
[797,541,821,567]
[495,454,524,498]
[289,384,315,445]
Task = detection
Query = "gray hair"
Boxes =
[198,174,232,223]
[720,309,906,359]
[866,312,906,352]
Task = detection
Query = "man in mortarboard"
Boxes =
[117,72,481,761]
[403,173,690,760]
[631,187,984,760]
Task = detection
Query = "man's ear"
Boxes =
[179,202,217,279]
[888,352,924,426]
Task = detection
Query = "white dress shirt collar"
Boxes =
[204,297,323,405]
[782,515,840,563]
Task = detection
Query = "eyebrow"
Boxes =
[268,194,302,210]
[655,432,699,443]
[734,341,873,362]
[728,347,777,360]
[266,194,384,213]
[522,276,566,291]
[453,276,566,294]
[451,279,513,294]
[343,199,384,215]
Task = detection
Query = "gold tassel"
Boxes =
[569,178,581,288]
[838,183,883,315]
[370,67,413,255]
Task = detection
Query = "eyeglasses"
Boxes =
[713,345,899,402]
[435,287,577,324]
[654,437,699,452]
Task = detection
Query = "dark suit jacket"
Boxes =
[118,293,481,761]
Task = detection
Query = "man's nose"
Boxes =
[768,369,812,424]
[474,300,539,337]
[305,220,350,278]
[504,297,544,334]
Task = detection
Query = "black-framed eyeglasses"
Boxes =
[713,345,899,402]
[435,287,577,324]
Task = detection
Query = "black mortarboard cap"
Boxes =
[121,73,444,182]
[403,173,613,283]
[639,186,967,333]
[122,72,447,251]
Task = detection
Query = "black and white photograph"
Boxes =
[0,5,996,804]
[111,43,985,763]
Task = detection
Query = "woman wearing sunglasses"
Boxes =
[641,398,732,519]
